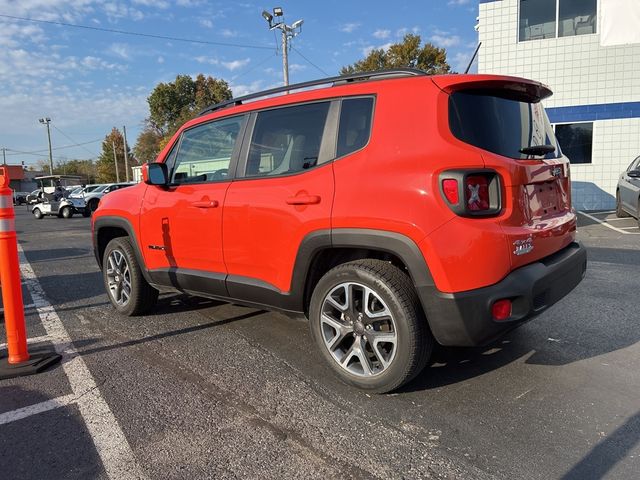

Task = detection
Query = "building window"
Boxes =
[555,123,593,164]
[520,0,597,42]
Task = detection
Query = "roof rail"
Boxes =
[198,68,426,116]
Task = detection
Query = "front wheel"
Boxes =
[616,191,629,218]
[60,206,73,218]
[33,208,43,220]
[82,209,91,218]
[309,259,432,393]
[103,237,158,316]
[88,199,99,214]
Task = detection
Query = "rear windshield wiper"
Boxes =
[519,145,556,156]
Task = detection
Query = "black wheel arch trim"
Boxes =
[93,216,154,285]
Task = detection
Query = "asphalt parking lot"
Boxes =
[1,208,639,480]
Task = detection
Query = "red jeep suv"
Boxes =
[93,69,587,393]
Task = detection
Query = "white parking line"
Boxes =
[578,211,640,235]
[0,335,51,350]
[17,245,145,480]
[0,394,76,425]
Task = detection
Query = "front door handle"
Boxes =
[192,200,219,208]
[286,195,321,205]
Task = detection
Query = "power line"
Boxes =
[0,13,275,51]
[5,138,102,156]
[231,52,278,82]
[290,46,330,77]
[52,125,98,157]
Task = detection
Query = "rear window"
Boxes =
[449,91,559,160]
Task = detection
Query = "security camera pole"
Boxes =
[38,117,54,175]
[261,7,304,86]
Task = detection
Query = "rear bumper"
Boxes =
[419,241,587,346]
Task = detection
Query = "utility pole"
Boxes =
[122,125,130,182]
[261,7,304,86]
[112,141,120,183]
[38,117,54,175]
[1,147,6,166]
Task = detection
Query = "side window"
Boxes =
[337,97,374,157]
[245,102,330,177]
[171,115,244,184]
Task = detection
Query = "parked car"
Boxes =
[92,69,587,393]
[616,155,640,225]
[84,183,135,213]
[12,191,30,205]
[26,189,43,204]
[68,184,104,198]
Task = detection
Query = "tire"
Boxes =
[88,199,99,214]
[33,208,43,220]
[82,210,91,218]
[309,259,432,393]
[102,237,158,316]
[637,200,640,229]
[616,191,629,218]
[60,206,73,218]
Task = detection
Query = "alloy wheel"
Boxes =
[320,282,397,377]
[106,249,132,306]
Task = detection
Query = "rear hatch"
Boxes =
[434,76,576,269]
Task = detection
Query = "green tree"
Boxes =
[96,128,135,183]
[133,125,163,164]
[53,159,97,183]
[145,74,232,143]
[340,34,451,75]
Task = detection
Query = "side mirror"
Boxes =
[143,162,169,186]
[628,170,640,178]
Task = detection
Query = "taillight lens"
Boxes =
[439,170,501,217]
[442,179,459,204]
[465,175,490,211]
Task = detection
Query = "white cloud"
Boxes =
[199,18,213,28]
[194,56,219,65]
[133,0,169,7]
[289,63,306,73]
[430,34,461,48]
[448,0,469,5]
[340,22,361,33]
[452,51,474,72]
[108,43,131,60]
[360,42,393,57]
[157,56,165,64]
[221,58,250,71]
[220,29,238,38]
[230,80,263,97]
[373,29,390,39]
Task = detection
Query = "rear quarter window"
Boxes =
[337,97,374,157]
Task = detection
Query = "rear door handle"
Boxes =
[286,195,321,205]
[192,200,219,208]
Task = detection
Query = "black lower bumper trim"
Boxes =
[419,242,587,347]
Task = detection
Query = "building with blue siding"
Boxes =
[478,0,640,210]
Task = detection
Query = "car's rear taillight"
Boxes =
[439,170,502,217]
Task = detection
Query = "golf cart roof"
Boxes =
[34,175,83,181]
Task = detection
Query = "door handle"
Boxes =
[286,195,321,205]
[192,200,219,208]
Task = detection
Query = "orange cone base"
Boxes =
[0,350,61,380]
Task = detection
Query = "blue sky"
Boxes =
[0,0,479,168]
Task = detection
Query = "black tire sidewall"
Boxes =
[309,263,425,392]
[33,209,43,219]
[61,207,72,218]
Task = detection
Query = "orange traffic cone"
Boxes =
[0,166,61,378]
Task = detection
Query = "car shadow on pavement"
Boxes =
[560,411,640,480]
[24,247,93,263]
[73,309,267,358]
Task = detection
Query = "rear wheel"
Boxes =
[60,206,73,218]
[33,208,43,220]
[309,259,432,393]
[82,209,91,218]
[103,237,158,316]
[616,191,629,218]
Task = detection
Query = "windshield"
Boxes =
[449,90,559,160]
[85,184,102,192]
[93,185,109,193]
[69,187,83,195]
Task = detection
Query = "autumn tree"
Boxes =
[135,74,233,160]
[341,34,451,75]
[96,128,135,183]
[53,159,97,183]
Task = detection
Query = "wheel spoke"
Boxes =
[365,331,396,368]
[321,314,352,350]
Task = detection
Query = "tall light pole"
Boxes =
[261,7,304,86]
[38,117,54,175]
[122,125,130,182]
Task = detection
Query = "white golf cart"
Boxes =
[31,175,90,219]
